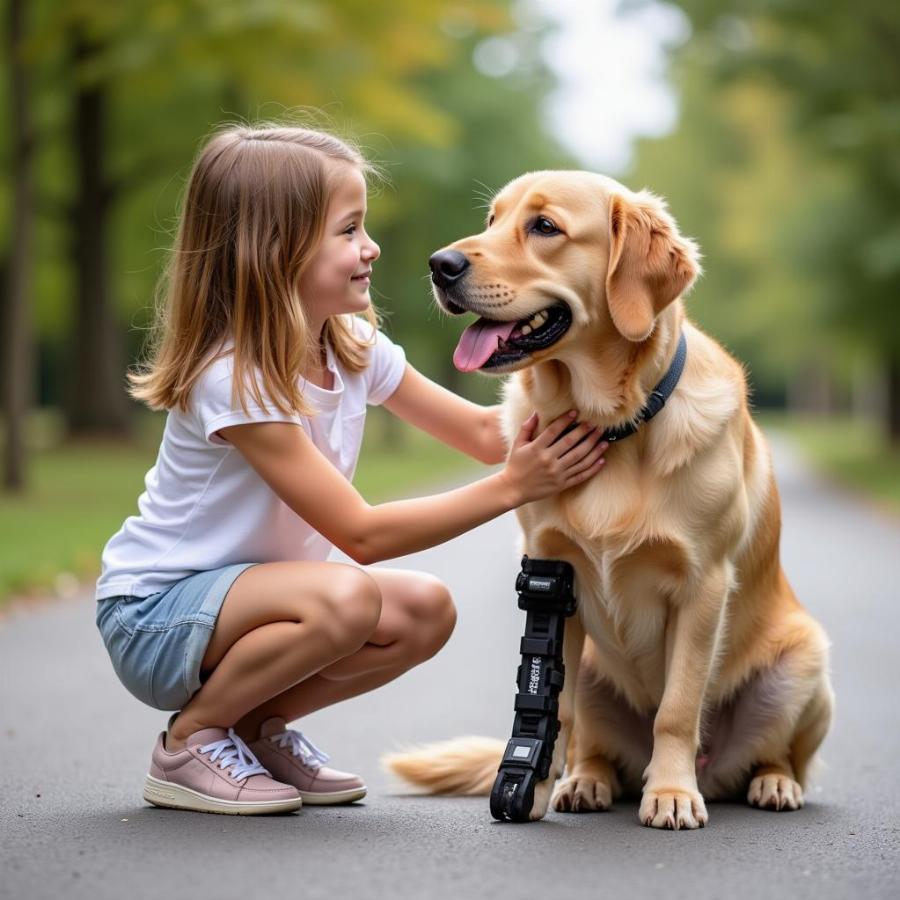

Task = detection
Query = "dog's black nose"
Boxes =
[429,250,470,288]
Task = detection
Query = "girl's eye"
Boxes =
[531,216,559,236]
[344,224,357,236]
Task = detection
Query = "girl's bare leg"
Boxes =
[231,568,457,741]
[165,561,382,750]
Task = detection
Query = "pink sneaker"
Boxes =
[248,717,367,805]
[143,724,303,815]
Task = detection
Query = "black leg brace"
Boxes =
[489,555,577,822]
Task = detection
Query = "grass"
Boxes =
[0,408,482,606]
[756,411,900,516]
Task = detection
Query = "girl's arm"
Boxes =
[218,411,607,566]
[381,364,507,465]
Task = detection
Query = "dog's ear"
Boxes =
[605,191,701,342]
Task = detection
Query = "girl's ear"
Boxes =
[605,191,701,342]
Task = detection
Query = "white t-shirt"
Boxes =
[95,317,406,600]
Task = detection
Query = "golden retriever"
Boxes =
[385,171,834,830]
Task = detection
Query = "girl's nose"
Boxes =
[365,238,380,262]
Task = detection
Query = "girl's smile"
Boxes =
[300,165,380,336]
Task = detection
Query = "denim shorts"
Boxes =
[95,562,257,711]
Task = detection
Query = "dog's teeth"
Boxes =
[520,324,532,335]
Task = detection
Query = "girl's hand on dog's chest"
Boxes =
[502,410,609,505]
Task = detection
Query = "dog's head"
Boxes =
[430,171,701,374]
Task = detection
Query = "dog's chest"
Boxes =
[526,463,698,590]
[584,531,689,706]
[519,473,698,706]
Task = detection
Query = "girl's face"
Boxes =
[299,164,380,333]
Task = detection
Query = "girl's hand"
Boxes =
[501,410,609,506]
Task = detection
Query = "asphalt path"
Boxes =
[2,431,899,900]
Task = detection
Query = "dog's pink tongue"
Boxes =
[453,319,517,372]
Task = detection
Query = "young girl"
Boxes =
[94,124,609,816]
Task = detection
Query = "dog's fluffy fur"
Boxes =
[384,172,833,829]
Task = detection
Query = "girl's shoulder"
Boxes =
[192,346,236,397]
[187,344,309,443]
[344,314,407,406]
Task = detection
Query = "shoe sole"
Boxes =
[298,785,367,805]
[143,774,303,815]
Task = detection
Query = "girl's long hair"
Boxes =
[128,124,382,417]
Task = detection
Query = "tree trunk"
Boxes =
[2,0,35,491]
[65,31,130,437]
[887,354,900,447]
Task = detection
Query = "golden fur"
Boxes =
[384,171,833,829]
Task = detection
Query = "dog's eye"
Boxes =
[532,216,560,236]
[488,214,495,227]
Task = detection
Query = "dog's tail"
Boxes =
[382,736,505,795]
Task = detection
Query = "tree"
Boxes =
[2,0,35,489]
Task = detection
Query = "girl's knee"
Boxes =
[316,566,382,651]
[406,576,457,660]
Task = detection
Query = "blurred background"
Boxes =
[1,0,898,602]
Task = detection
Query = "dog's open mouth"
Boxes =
[452,303,572,372]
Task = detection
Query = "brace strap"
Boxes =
[490,555,576,822]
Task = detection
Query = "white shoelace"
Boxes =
[199,728,269,780]
[271,729,330,770]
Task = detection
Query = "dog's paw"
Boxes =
[747,773,804,811]
[527,776,556,821]
[552,774,613,813]
[639,788,708,830]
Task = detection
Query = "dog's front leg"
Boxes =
[640,565,731,830]
[527,612,586,820]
